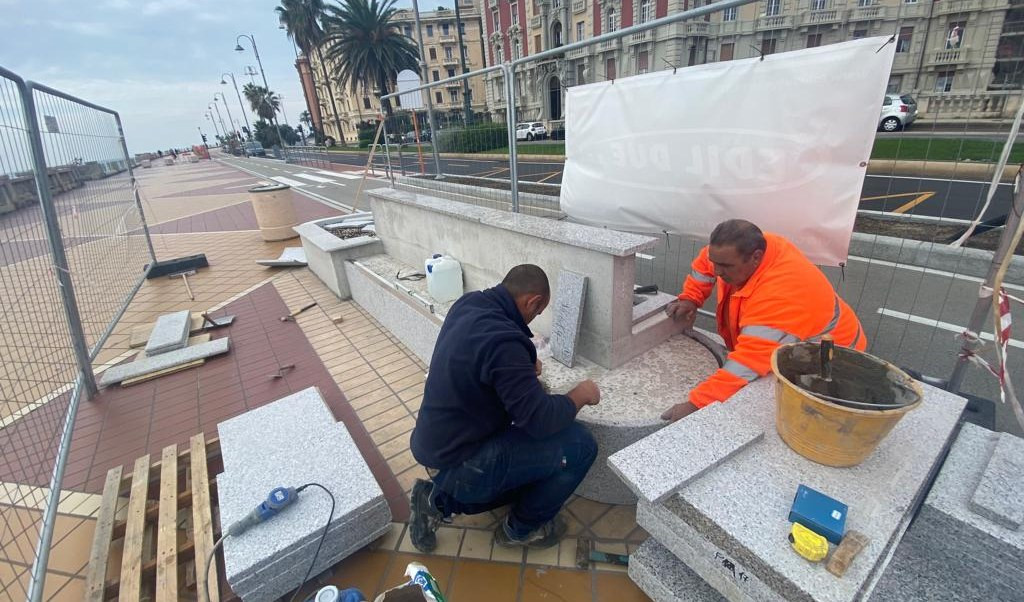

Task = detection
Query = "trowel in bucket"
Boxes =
[798,335,836,398]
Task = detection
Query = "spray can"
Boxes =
[404,562,447,602]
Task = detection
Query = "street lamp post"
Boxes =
[410,0,443,178]
[221,72,252,139]
[205,112,222,139]
[208,103,228,139]
[279,94,291,126]
[213,92,238,138]
[245,66,259,85]
[236,34,285,148]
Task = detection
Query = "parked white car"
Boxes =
[879,94,918,132]
[516,122,547,141]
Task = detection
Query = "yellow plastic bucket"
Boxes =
[771,342,923,467]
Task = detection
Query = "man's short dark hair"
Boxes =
[502,264,550,298]
[710,219,767,258]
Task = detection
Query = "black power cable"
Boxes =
[287,482,336,602]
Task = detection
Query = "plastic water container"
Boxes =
[424,254,464,303]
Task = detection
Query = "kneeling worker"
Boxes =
[662,219,867,422]
[409,264,601,552]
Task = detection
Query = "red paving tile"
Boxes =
[0,281,408,520]
[148,191,341,234]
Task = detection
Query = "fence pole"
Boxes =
[410,0,444,178]
[947,169,1024,394]
[115,113,158,266]
[20,81,98,397]
[502,64,520,212]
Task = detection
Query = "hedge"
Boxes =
[435,122,508,153]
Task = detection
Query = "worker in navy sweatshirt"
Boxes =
[409,264,601,552]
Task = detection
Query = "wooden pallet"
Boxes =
[83,433,230,602]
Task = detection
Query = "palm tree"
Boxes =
[276,0,346,145]
[321,0,419,118]
[242,83,281,121]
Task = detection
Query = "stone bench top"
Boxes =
[368,187,659,257]
[293,215,378,253]
[354,253,457,317]
[541,333,720,427]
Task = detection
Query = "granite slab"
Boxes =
[100,337,230,386]
[970,432,1024,530]
[144,309,191,356]
[368,188,659,257]
[609,401,764,503]
[629,538,728,602]
[641,378,966,602]
[256,247,307,267]
[549,270,587,367]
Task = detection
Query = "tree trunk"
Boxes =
[379,70,394,119]
[316,46,348,146]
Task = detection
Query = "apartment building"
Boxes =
[308,1,489,144]
[478,0,1024,124]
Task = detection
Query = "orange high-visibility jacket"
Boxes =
[680,233,867,408]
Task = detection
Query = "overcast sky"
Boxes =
[2,0,450,154]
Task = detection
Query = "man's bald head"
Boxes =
[502,264,550,324]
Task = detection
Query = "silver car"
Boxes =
[879,94,918,132]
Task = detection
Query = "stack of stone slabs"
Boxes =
[144,310,191,355]
[217,387,391,602]
[612,377,967,602]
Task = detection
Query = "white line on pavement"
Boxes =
[224,183,258,190]
[876,308,1023,350]
[864,174,1012,186]
[293,173,336,183]
[270,176,306,187]
[855,209,972,224]
[316,170,348,177]
[847,255,1024,293]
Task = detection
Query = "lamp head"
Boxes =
[235,44,245,52]
[220,78,227,85]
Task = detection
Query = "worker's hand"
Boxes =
[535,359,543,377]
[665,299,699,330]
[660,401,699,422]
[568,379,600,411]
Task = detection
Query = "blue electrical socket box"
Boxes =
[788,484,848,544]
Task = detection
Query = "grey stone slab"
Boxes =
[144,309,190,356]
[368,188,659,257]
[609,401,764,504]
[640,378,966,602]
[633,291,676,324]
[549,270,587,368]
[100,337,230,386]
[256,247,307,267]
[629,539,727,602]
[970,432,1024,530]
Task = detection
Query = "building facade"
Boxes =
[308,0,489,144]
[477,0,1024,124]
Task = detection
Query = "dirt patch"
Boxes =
[323,225,375,240]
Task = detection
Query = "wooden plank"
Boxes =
[191,433,219,602]
[156,445,178,602]
[119,455,151,602]
[116,437,221,495]
[110,478,217,542]
[103,541,200,600]
[84,465,123,602]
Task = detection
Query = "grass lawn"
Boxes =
[870,137,1024,163]
[480,143,566,155]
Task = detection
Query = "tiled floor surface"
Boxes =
[0,158,652,601]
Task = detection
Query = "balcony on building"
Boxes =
[935,0,985,16]
[566,45,591,58]
[488,0,499,8]
[439,34,457,43]
[442,57,460,66]
[572,0,587,13]
[798,3,842,28]
[755,14,793,31]
[530,15,543,29]
[686,21,710,36]
[848,4,888,22]
[597,37,623,52]
[629,29,654,44]
[927,47,972,66]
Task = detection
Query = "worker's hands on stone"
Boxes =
[665,299,698,330]
[660,401,699,422]
[568,379,600,410]
[535,358,543,377]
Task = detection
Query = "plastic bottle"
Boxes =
[424,254,464,303]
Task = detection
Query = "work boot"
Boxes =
[494,514,567,549]
[409,479,445,553]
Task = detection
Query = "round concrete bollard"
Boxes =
[249,183,299,241]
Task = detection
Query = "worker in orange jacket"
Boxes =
[661,219,867,422]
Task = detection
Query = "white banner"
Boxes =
[560,37,896,266]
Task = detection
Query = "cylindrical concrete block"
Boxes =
[249,183,299,241]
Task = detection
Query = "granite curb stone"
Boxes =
[144,309,191,356]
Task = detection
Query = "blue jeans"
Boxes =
[431,422,597,539]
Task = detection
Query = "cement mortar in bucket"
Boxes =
[770,342,923,467]
[249,183,298,241]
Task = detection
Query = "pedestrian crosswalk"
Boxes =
[269,168,376,189]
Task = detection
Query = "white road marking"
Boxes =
[847,255,1024,293]
[334,173,363,180]
[270,176,306,187]
[293,173,336,183]
[865,174,1012,186]
[224,182,259,190]
[856,209,971,224]
[876,308,1023,350]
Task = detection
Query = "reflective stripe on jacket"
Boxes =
[680,233,867,408]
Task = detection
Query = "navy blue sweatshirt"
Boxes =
[410,284,578,469]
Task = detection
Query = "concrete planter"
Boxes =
[249,183,299,241]
[294,215,382,299]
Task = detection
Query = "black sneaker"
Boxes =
[494,515,567,550]
[409,479,444,553]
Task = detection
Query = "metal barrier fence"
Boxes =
[0,65,155,601]
[367,0,1024,429]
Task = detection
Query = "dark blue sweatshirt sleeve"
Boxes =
[482,340,577,438]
